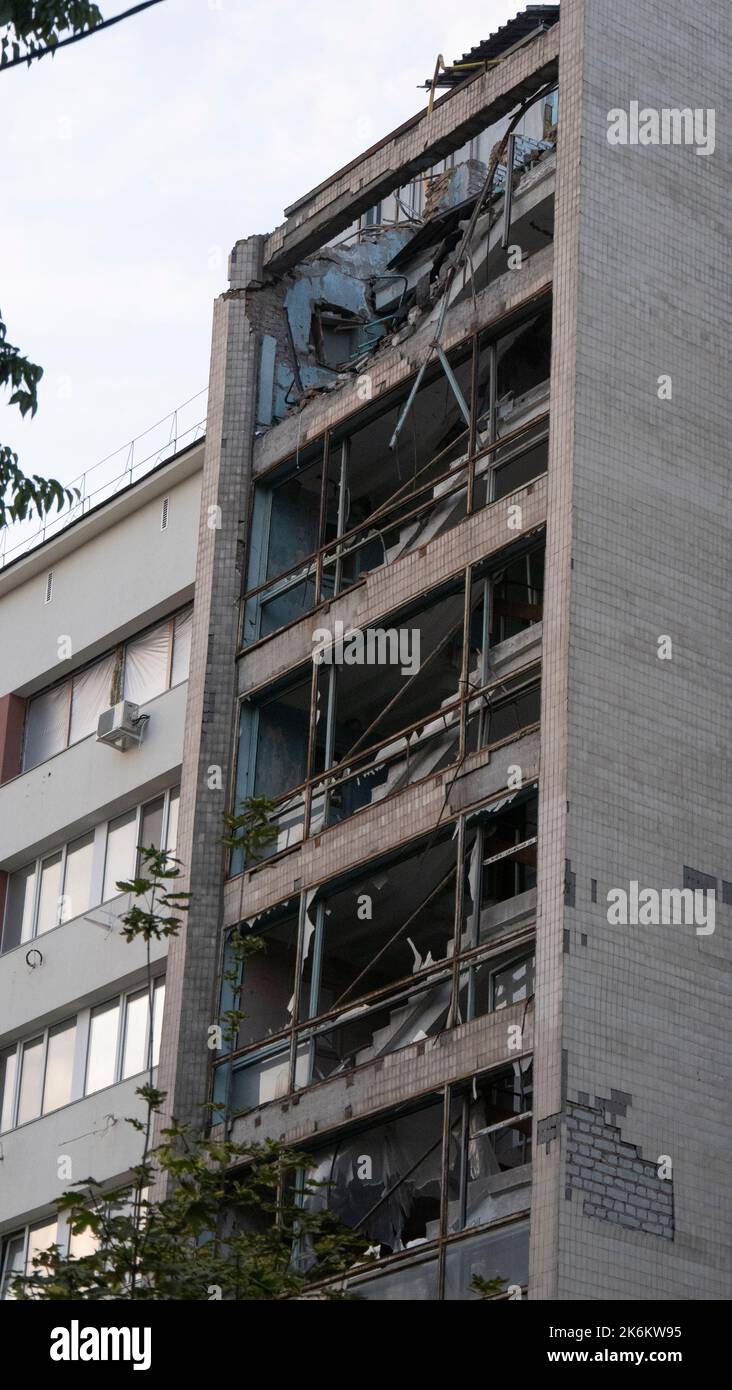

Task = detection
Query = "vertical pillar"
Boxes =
[529,0,584,1299]
[155,236,264,1145]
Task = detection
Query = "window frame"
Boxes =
[292,1067,533,1300]
[232,549,543,866]
[0,1218,60,1300]
[1,785,180,954]
[214,801,538,1115]
[241,299,551,652]
[21,603,193,773]
[84,976,166,1099]
[0,977,165,1133]
[1,1014,77,1131]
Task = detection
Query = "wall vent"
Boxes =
[160,496,170,531]
[44,571,54,604]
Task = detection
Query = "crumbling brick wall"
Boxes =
[565,1103,674,1239]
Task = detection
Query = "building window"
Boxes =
[0,1219,58,1300]
[1,785,180,953]
[214,803,537,1114]
[362,202,383,228]
[0,979,165,1132]
[85,1000,121,1094]
[234,552,542,863]
[242,304,551,648]
[102,811,139,903]
[292,1067,532,1298]
[0,1018,76,1130]
[243,341,475,644]
[16,1035,44,1124]
[85,979,165,1097]
[21,604,192,772]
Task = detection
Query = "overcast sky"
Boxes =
[1,0,522,500]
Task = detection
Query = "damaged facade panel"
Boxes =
[214,802,537,1118]
[242,305,550,650]
[263,23,559,273]
[254,81,557,431]
[294,1064,533,1298]
[199,13,566,1307]
[233,542,544,863]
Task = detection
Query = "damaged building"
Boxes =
[156,0,732,1300]
[3,0,730,1302]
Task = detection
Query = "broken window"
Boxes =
[243,344,476,644]
[456,946,535,1028]
[232,549,543,862]
[313,583,465,829]
[462,793,539,946]
[348,1252,439,1301]
[473,308,551,507]
[490,420,549,502]
[243,442,328,643]
[217,809,536,1115]
[322,346,473,597]
[443,1220,529,1299]
[232,669,312,869]
[293,1069,532,1293]
[447,1063,533,1236]
[476,309,551,442]
[465,546,544,689]
[298,1097,444,1260]
[226,905,299,1051]
[301,834,457,1017]
[217,1039,293,1117]
[241,306,551,647]
[298,971,453,1087]
[468,667,541,755]
[291,833,458,1086]
[489,548,544,645]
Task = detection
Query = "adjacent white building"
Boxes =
[0,440,202,1292]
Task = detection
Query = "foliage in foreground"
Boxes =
[11,805,365,1301]
[11,1122,365,1301]
[0,312,77,526]
[1,2,102,68]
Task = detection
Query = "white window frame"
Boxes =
[0,976,165,1132]
[83,977,166,1099]
[0,1217,62,1299]
[1,785,180,954]
[1,1015,77,1132]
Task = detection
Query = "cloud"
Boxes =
[1,0,520,489]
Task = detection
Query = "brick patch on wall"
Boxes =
[565,1102,674,1240]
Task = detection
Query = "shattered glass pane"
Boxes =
[234,909,299,1048]
[323,585,464,765]
[447,1066,533,1233]
[348,1254,439,1301]
[300,1098,443,1257]
[228,1042,291,1114]
[300,831,457,1016]
[443,1221,529,1299]
[297,970,453,1086]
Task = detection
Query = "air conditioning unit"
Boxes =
[96,701,143,751]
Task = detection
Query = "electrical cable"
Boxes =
[0,0,167,73]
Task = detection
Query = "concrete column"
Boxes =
[155,236,264,1147]
[529,0,584,1299]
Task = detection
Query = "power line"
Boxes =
[0,0,167,73]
